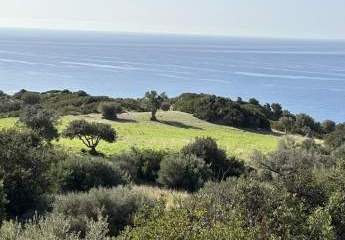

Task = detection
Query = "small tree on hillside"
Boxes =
[19,106,59,142]
[63,120,117,155]
[144,91,168,121]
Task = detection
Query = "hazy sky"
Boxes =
[1,0,345,39]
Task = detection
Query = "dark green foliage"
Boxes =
[252,140,335,210]
[172,93,205,113]
[19,106,59,142]
[325,124,345,150]
[191,95,271,130]
[248,97,259,105]
[327,191,345,239]
[60,157,128,192]
[53,186,155,237]
[63,120,116,155]
[118,199,257,240]
[120,178,335,239]
[0,180,7,223]
[322,120,336,134]
[113,148,166,184]
[294,113,320,137]
[21,92,41,105]
[0,129,61,219]
[158,154,212,192]
[144,90,168,121]
[271,103,283,120]
[181,137,245,180]
[278,116,296,133]
[0,99,21,116]
[100,102,123,120]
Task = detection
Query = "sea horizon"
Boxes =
[0,28,345,122]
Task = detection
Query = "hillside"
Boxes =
[0,111,278,158]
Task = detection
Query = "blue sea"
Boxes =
[0,29,345,122]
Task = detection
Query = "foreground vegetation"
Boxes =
[1,89,345,239]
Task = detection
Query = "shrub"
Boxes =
[181,137,245,180]
[53,186,155,237]
[327,191,345,239]
[200,178,309,238]
[325,124,345,150]
[60,157,128,192]
[21,92,41,105]
[322,120,336,135]
[19,106,59,142]
[252,148,332,210]
[158,154,211,192]
[112,148,166,184]
[0,129,61,219]
[100,103,123,120]
[0,212,112,240]
[118,201,257,240]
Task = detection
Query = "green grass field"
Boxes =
[0,111,278,159]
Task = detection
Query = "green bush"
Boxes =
[60,157,128,192]
[158,154,211,192]
[19,106,59,142]
[181,137,245,180]
[0,212,113,240]
[21,92,41,105]
[0,129,61,219]
[118,201,257,240]
[112,148,166,184]
[53,186,155,237]
[100,103,123,120]
[327,191,345,239]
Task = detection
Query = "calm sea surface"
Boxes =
[0,29,345,121]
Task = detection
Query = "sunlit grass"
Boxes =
[0,111,278,159]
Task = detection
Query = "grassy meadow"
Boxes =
[0,111,278,159]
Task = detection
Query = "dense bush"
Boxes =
[158,154,211,192]
[118,200,257,240]
[100,103,123,120]
[0,212,113,240]
[0,129,62,219]
[325,124,345,150]
[120,178,335,239]
[322,120,336,134]
[20,92,41,105]
[60,157,128,192]
[252,141,335,210]
[173,93,272,130]
[19,106,59,142]
[181,137,245,180]
[53,186,155,237]
[112,148,166,184]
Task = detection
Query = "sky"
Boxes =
[0,0,345,39]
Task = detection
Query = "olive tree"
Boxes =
[63,120,116,155]
[144,91,167,121]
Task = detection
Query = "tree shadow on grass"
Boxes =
[104,117,138,123]
[159,120,203,130]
